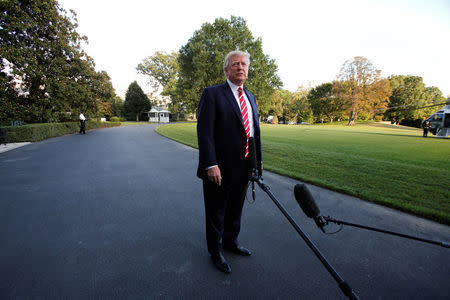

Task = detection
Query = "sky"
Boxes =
[58,0,450,99]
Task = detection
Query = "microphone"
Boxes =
[247,136,263,179]
[294,184,326,232]
[247,137,258,200]
[247,137,257,170]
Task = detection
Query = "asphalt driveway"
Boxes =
[0,124,448,299]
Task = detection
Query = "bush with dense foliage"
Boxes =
[0,121,120,142]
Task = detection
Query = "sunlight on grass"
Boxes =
[120,121,152,126]
[156,122,450,224]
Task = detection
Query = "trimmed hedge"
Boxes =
[0,121,121,143]
[400,118,423,128]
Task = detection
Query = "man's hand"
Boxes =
[207,166,222,186]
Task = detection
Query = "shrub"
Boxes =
[110,116,120,122]
[400,118,423,128]
[0,121,121,143]
[85,120,120,131]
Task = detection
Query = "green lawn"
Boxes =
[156,122,450,224]
[120,121,152,126]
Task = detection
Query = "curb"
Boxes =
[0,142,31,154]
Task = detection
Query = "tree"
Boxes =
[136,51,181,116]
[363,77,391,121]
[90,70,116,118]
[273,88,313,123]
[176,16,282,116]
[385,75,444,124]
[110,96,124,118]
[123,81,151,121]
[0,0,115,123]
[137,51,179,92]
[307,82,348,123]
[290,87,313,123]
[269,89,285,120]
[425,86,445,104]
[335,56,391,125]
[308,83,332,122]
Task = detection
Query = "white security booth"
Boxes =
[148,108,170,123]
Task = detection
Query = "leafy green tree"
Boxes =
[308,83,332,123]
[90,70,116,118]
[308,82,348,123]
[269,89,286,120]
[137,51,181,116]
[385,75,431,123]
[110,96,124,117]
[137,51,179,91]
[423,86,446,115]
[269,88,313,123]
[177,16,282,117]
[280,89,294,122]
[289,87,313,123]
[0,69,22,125]
[275,88,311,123]
[0,0,115,123]
[123,81,151,121]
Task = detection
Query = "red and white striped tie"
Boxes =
[238,87,250,158]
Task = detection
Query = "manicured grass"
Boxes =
[120,121,153,126]
[156,122,450,224]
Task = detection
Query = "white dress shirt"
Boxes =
[226,79,254,137]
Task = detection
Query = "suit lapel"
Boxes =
[244,89,259,127]
[222,82,246,128]
[222,82,259,131]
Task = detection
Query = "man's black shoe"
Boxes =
[211,253,231,273]
[223,245,252,256]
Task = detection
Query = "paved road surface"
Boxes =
[0,124,449,299]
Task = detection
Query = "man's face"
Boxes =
[224,55,248,86]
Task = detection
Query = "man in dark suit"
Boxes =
[197,50,262,273]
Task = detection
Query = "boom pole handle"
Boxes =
[252,177,360,300]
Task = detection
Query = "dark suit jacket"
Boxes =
[197,82,262,185]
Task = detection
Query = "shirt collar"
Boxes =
[227,79,243,93]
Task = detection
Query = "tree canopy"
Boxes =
[384,75,446,124]
[137,51,179,92]
[307,83,345,123]
[176,16,282,116]
[136,51,180,113]
[335,56,391,125]
[0,0,115,124]
[123,81,151,121]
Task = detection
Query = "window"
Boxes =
[433,114,443,121]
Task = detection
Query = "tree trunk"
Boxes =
[348,110,356,126]
[136,113,139,121]
[348,89,357,126]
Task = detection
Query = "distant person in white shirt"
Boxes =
[79,113,86,134]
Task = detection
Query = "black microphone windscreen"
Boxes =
[294,184,320,218]
[247,137,257,170]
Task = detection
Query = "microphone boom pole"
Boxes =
[251,176,360,300]
[324,216,450,248]
[294,183,449,249]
